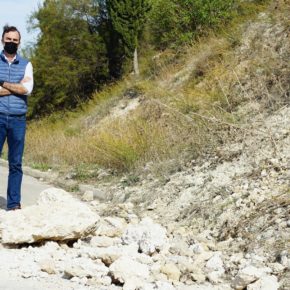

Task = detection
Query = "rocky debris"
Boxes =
[0,188,100,244]
[0,187,285,290]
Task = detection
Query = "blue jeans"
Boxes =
[0,113,26,209]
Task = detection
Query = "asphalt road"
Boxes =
[0,165,51,210]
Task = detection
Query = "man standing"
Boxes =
[0,25,33,210]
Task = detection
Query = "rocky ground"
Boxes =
[0,105,289,289]
[0,183,287,290]
[0,3,289,290]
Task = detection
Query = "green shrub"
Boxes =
[150,0,235,49]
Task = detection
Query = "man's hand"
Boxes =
[0,78,29,95]
[0,86,12,96]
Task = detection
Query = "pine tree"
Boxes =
[107,0,151,75]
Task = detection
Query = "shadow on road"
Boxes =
[0,196,6,209]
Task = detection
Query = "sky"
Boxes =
[0,0,43,48]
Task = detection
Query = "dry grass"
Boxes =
[218,192,290,254]
[25,93,209,174]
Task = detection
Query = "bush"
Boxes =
[150,0,235,49]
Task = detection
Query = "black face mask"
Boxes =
[4,42,18,54]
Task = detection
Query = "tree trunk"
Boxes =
[133,47,140,76]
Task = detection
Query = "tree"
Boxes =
[28,0,108,116]
[107,0,151,75]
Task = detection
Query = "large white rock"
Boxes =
[109,256,150,284]
[0,188,100,244]
[231,265,272,289]
[205,252,224,271]
[247,275,279,290]
[122,217,168,255]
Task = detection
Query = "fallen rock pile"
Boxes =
[0,188,287,290]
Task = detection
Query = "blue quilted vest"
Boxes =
[0,51,29,115]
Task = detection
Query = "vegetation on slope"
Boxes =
[19,0,289,182]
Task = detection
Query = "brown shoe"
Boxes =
[7,205,21,211]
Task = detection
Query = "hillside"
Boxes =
[0,0,288,289]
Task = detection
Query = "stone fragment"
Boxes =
[90,236,121,248]
[79,184,107,201]
[267,262,285,274]
[123,277,146,290]
[95,217,127,237]
[63,257,108,279]
[141,281,176,290]
[170,237,191,256]
[86,243,139,266]
[176,284,232,290]
[38,258,57,275]
[160,262,181,281]
[205,252,224,271]
[247,275,279,290]
[206,270,225,284]
[109,256,150,284]
[82,190,94,202]
[231,266,272,289]
[122,217,168,255]
[191,270,206,283]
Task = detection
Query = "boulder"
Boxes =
[0,188,100,244]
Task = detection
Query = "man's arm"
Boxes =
[0,87,12,96]
[0,81,28,95]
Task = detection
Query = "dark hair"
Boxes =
[2,25,21,41]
